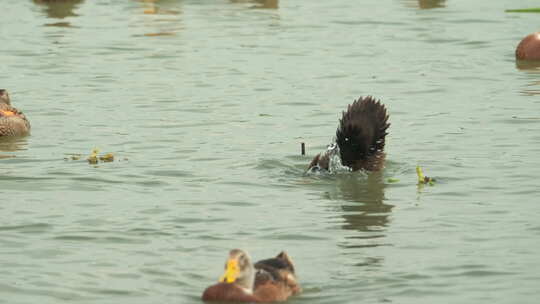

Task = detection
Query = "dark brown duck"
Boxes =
[0,90,31,137]
[308,96,390,172]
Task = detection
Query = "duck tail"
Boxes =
[336,96,390,171]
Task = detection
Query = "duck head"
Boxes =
[219,249,256,292]
[0,90,10,105]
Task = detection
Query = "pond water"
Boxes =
[1,0,540,303]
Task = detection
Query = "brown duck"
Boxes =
[0,90,31,137]
[202,249,301,302]
[516,32,540,61]
[308,96,389,172]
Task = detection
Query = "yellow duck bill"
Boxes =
[219,258,240,283]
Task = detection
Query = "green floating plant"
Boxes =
[505,8,540,13]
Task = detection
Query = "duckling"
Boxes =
[308,96,389,172]
[0,90,31,137]
[202,249,301,302]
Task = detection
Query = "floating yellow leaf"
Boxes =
[87,155,98,164]
[99,153,114,162]
[87,148,100,164]
[86,149,116,164]
[416,166,425,183]
[416,166,435,185]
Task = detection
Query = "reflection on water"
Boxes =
[342,194,391,233]
[515,60,540,71]
[136,0,182,15]
[520,82,540,96]
[335,173,392,232]
[515,62,540,95]
[133,0,183,37]
[404,0,446,9]
[0,137,29,153]
[230,0,279,9]
[33,0,84,21]
[318,172,392,269]
[323,172,393,251]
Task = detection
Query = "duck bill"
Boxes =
[0,110,15,117]
[219,259,240,283]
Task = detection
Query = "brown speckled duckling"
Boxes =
[0,90,31,137]
[308,96,390,172]
[202,249,301,302]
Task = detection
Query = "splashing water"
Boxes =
[306,143,352,175]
